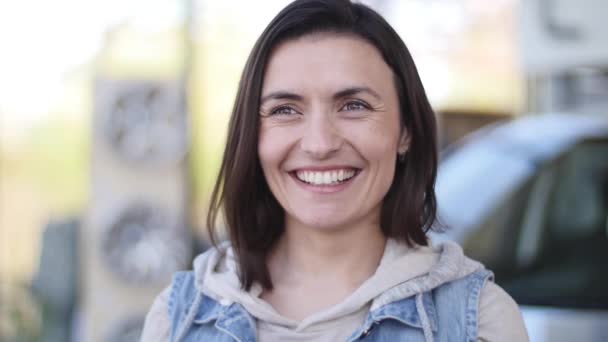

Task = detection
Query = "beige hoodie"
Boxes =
[141,240,529,341]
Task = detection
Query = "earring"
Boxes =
[398,151,407,162]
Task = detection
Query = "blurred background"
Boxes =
[0,0,606,341]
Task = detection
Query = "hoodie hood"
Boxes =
[192,239,484,331]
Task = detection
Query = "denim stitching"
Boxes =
[175,291,203,342]
[168,272,187,318]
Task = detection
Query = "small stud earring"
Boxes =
[398,151,407,162]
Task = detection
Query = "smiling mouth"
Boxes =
[292,168,360,186]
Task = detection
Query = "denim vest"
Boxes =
[167,269,492,342]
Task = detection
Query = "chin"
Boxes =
[289,209,359,232]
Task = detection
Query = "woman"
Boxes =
[141,0,529,341]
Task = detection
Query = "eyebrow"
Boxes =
[260,86,381,105]
[260,91,303,105]
[333,86,381,101]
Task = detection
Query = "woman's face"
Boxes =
[258,34,407,232]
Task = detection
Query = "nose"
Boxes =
[299,111,343,159]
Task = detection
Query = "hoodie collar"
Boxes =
[188,280,438,342]
[192,239,484,332]
[370,241,483,310]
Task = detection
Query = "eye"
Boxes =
[270,105,300,116]
[341,100,371,112]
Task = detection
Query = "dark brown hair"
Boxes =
[207,0,438,290]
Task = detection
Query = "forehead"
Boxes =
[262,33,395,94]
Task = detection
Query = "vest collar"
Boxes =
[192,291,437,342]
[193,296,257,342]
[348,292,438,342]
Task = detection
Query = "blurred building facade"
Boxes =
[81,2,195,340]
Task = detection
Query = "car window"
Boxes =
[463,138,608,309]
[462,175,534,271]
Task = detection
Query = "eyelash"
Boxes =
[341,100,371,111]
[268,100,371,116]
[269,105,299,116]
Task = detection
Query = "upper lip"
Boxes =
[289,165,361,172]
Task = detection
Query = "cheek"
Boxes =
[345,122,399,194]
[346,121,400,160]
[257,131,275,172]
[258,126,291,172]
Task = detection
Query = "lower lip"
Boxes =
[289,171,359,194]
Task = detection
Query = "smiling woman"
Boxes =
[140,1,529,341]
[258,34,405,235]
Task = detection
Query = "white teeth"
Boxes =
[295,169,357,185]
[314,172,322,184]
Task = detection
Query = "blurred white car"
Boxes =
[432,113,608,342]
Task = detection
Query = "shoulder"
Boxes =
[141,271,202,342]
[140,244,230,342]
[478,282,529,342]
[141,286,171,342]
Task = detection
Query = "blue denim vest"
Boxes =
[167,269,492,342]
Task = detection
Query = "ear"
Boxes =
[398,128,410,154]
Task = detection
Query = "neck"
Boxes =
[267,215,387,289]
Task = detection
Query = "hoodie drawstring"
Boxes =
[415,293,434,342]
[175,291,203,342]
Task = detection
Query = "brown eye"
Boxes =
[341,100,370,112]
[270,105,299,116]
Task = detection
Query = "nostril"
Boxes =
[300,118,343,156]
[300,135,343,158]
